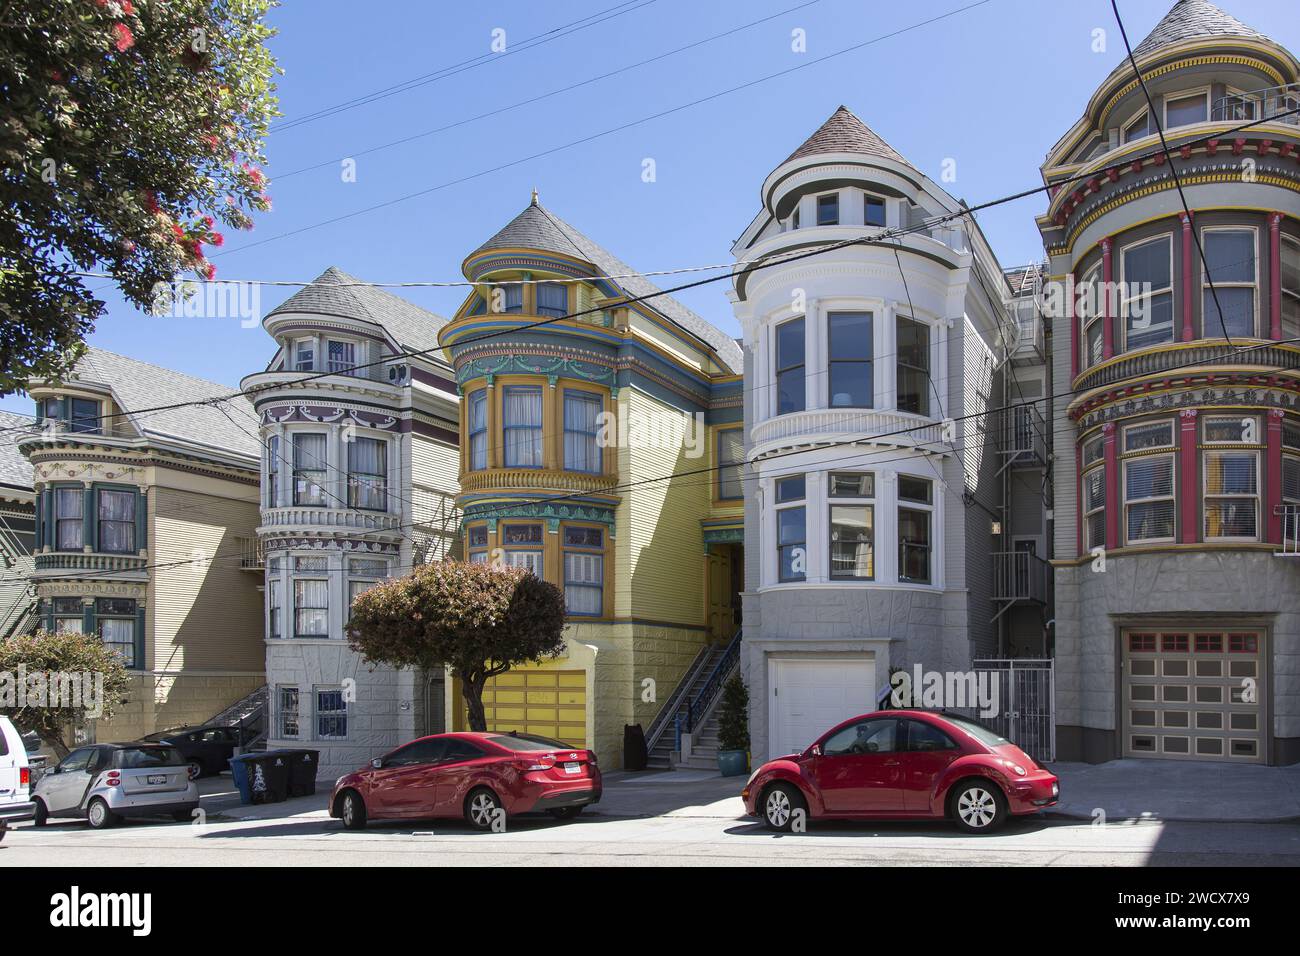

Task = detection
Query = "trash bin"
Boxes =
[285,749,319,797]
[228,753,255,804]
[245,751,290,804]
[623,724,648,771]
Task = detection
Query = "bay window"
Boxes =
[1122,110,1149,143]
[827,311,872,408]
[1204,450,1258,540]
[1201,229,1256,338]
[502,283,524,314]
[55,487,83,551]
[775,475,806,582]
[268,558,282,639]
[864,195,886,227]
[70,398,99,434]
[266,435,282,507]
[327,340,356,375]
[293,434,328,506]
[537,282,568,318]
[896,316,930,416]
[776,317,806,414]
[501,523,543,575]
[97,488,136,554]
[1164,91,1207,128]
[347,436,388,511]
[467,524,489,563]
[294,340,314,372]
[52,597,84,634]
[716,428,744,500]
[96,598,137,667]
[563,390,602,474]
[1282,237,1300,341]
[1079,264,1104,369]
[563,526,604,616]
[829,472,874,580]
[1124,456,1175,543]
[897,477,933,584]
[347,558,389,622]
[1083,433,1106,551]
[468,390,487,471]
[1121,236,1174,351]
[503,386,543,468]
[293,556,329,638]
[817,193,839,226]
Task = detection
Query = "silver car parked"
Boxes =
[32,743,199,829]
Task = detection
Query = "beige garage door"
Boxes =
[480,669,587,748]
[1122,629,1264,762]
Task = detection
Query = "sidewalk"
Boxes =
[1046,759,1300,823]
[199,776,330,822]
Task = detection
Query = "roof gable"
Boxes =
[1130,0,1270,60]
[783,105,914,170]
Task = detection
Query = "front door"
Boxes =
[706,547,734,640]
[812,718,905,813]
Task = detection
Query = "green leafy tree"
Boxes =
[0,629,132,758]
[0,0,280,395]
[348,562,567,732]
[717,673,750,753]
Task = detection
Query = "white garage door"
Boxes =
[769,657,876,758]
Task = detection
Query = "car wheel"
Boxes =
[338,789,367,831]
[951,779,1007,833]
[547,806,583,821]
[33,799,48,828]
[186,759,205,781]
[464,788,503,831]
[762,782,806,832]
[86,797,117,830]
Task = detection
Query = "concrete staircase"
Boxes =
[645,643,731,769]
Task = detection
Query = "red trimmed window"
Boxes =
[1194,633,1223,653]
[1161,633,1189,652]
[1228,633,1259,653]
[1128,633,1156,652]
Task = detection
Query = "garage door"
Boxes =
[1122,629,1264,762]
[480,669,587,748]
[769,657,875,759]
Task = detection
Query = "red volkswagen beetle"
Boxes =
[330,731,600,830]
[742,710,1058,833]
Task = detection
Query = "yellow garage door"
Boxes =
[480,670,587,748]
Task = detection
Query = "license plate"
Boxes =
[147,775,167,785]
[563,762,581,775]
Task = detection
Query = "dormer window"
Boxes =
[327,340,356,375]
[817,193,839,226]
[536,282,567,319]
[864,195,886,228]
[1122,110,1149,143]
[39,396,100,434]
[1165,91,1207,129]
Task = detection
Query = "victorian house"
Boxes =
[242,268,462,780]
[1040,0,1300,764]
[18,349,265,742]
[729,107,1049,761]
[437,195,744,768]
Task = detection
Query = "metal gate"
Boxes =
[973,659,1055,762]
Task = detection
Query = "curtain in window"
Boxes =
[294,579,329,636]
[293,434,328,505]
[564,552,603,614]
[98,489,136,553]
[348,437,387,510]
[563,393,601,472]
[537,283,567,318]
[99,618,135,667]
[504,388,543,467]
[55,488,83,550]
[328,340,356,373]
[468,392,487,470]
[717,429,743,499]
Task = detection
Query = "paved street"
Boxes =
[4,769,1299,867]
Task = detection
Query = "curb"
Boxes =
[1042,808,1300,825]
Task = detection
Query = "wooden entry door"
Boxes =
[707,545,740,640]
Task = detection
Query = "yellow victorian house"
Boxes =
[438,195,744,769]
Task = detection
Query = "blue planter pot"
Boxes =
[717,749,748,777]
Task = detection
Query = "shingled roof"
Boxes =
[1130,0,1270,60]
[0,410,34,492]
[782,105,914,170]
[472,199,742,374]
[69,349,260,462]
[266,266,449,355]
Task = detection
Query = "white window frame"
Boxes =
[1122,453,1176,545]
[1121,107,1150,144]
[774,475,807,584]
[1079,263,1104,369]
[1163,86,1210,130]
[1200,225,1258,339]
[347,558,390,624]
[774,315,807,416]
[863,192,887,228]
[292,554,331,639]
[1281,235,1300,341]
[816,191,839,226]
[1119,234,1175,352]
[1082,432,1106,552]
[1203,448,1260,542]
[314,686,348,741]
[277,685,300,739]
[293,338,315,372]
[828,472,875,581]
[896,475,934,585]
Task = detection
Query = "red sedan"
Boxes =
[742,710,1058,833]
[330,732,601,830]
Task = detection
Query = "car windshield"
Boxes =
[942,715,1010,748]
[485,733,571,752]
[116,746,184,768]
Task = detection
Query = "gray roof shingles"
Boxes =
[266,266,448,355]
[0,410,34,490]
[783,105,914,170]
[1130,0,1270,59]
[471,200,742,374]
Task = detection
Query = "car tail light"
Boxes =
[19,767,29,787]
[514,753,556,772]
[105,771,121,788]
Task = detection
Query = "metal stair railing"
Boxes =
[643,642,712,757]
[674,629,743,750]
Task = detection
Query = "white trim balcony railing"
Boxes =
[991,550,1049,604]
[33,552,148,575]
[750,408,946,459]
[1277,505,1300,556]
[236,535,264,571]
[258,506,403,534]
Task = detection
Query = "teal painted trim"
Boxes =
[136,488,147,551]
[461,499,617,529]
[82,605,95,633]
[456,353,616,388]
[82,486,95,552]
[134,607,146,671]
[703,527,744,545]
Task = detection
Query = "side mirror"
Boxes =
[808,744,821,758]
[370,758,383,770]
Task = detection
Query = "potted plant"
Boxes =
[715,674,750,777]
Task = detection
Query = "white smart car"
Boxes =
[32,742,199,829]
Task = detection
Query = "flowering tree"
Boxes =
[0,629,132,758]
[0,0,280,395]
[348,562,567,732]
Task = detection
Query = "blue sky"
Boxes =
[7,0,1298,414]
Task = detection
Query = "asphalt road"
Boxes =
[4,810,1299,867]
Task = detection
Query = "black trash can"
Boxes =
[623,724,648,771]
[246,751,290,804]
[285,749,319,797]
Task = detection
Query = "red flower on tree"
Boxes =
[111,23,134,53]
